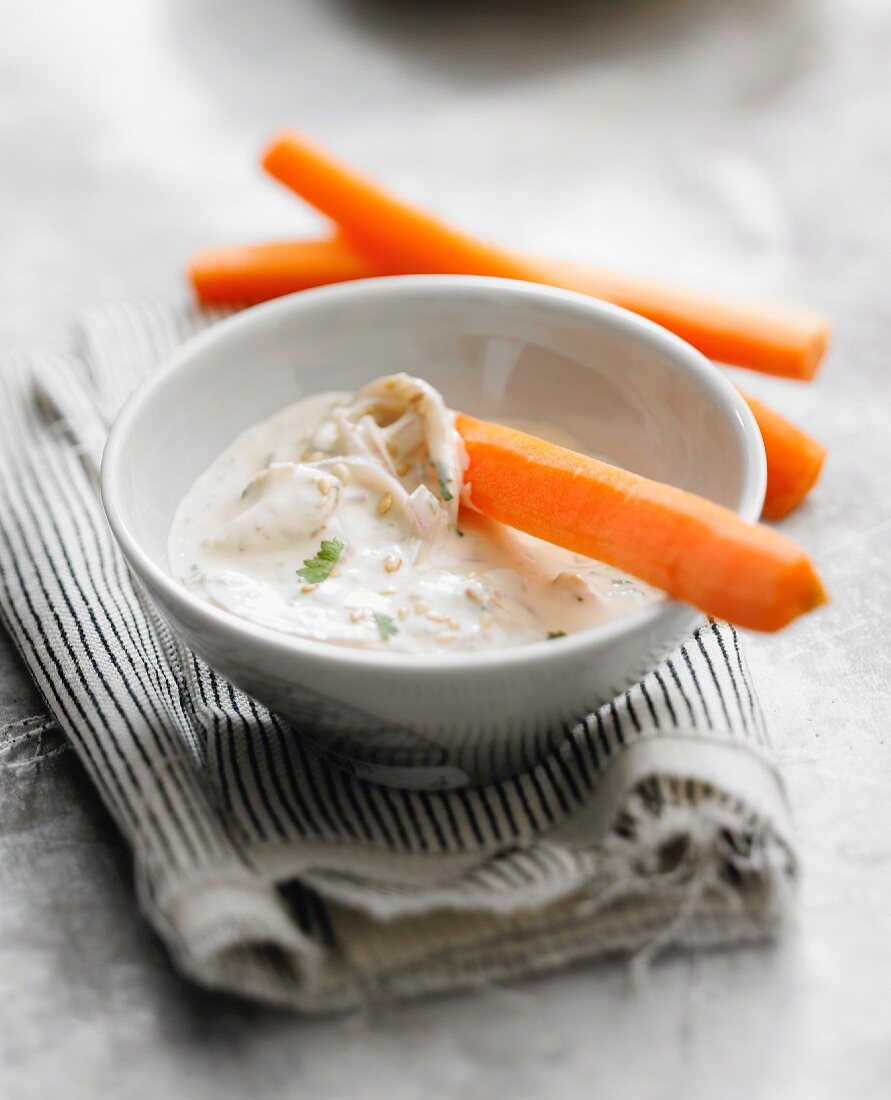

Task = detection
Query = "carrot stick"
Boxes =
[541,258,830,383]
[261,131,830,380]
[189,237,377,305]
[455,413,827,632]
[739,391,826,520]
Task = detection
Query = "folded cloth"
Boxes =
[0,300,796,1011]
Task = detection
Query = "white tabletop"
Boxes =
[2,2,889,1097]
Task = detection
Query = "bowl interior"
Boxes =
[106,278,761,580]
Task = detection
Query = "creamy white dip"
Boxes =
[169,373,658,653]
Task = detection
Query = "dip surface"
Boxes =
[169,374,659,652]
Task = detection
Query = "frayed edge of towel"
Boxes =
[135,772,796,1013]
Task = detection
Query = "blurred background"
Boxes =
[2,2,890,1098]
[5,0,882,347]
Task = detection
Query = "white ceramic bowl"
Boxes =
[102,276,765,788]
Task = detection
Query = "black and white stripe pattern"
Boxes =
[0,300,797,1010]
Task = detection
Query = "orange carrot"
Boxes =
[739,391,826,520]
[542,259,830,383]
[261,131,830,380]
[189,237,377,305]
[455,413,827,632]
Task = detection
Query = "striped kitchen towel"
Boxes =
[0,299,796,1011]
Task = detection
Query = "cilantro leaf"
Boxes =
[546,630,567,640]
[297,538,344,584]
[373,612,398,641]
[434,460,454,502]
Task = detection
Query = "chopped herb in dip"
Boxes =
[373,611,398,640]
[297,538,344,584]
[434,460,454,502]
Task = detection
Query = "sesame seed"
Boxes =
[317,478,330,496]
[465,585,484,604]
[378,492,393,516]
[427,611,448,623]
[436,631,458,644]
[415,600,429,615]
[480,612,493,628]
[332,463,349,483]
[397,607,409,621]
[490,592,504,609]
[380,586,396,596]
[448,619,460,631]
[384,555,402,573]
[350,609,365,623]
[396,461,410,477]
[301,584,316,594]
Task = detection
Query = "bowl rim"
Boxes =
[101,274,767,675]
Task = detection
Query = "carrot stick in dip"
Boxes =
[455,413,827,632]
[260,131,830,380]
